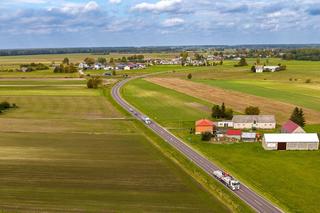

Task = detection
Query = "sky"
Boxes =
[0,0,319,48]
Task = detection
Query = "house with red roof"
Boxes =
[226,129,242,140]
[281,120,305,133]
[195,119,215,134]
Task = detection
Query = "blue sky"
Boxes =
[0,0,319,48]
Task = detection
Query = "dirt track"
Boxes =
[146,77,320,124]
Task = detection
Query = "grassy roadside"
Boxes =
[107,82,254,213]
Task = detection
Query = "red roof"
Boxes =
[282,120,300,133]
[226,129,242,136]
[196,119,214,126]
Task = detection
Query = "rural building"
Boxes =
[226,129,242,140]
[241,132,257,142]
[263,134,319,150]
[255,65,264,73]
[195,119,214,134]
[232,115,276,129]
[217,120,234,128]
[281,120,305,133]
[264,66,280,72]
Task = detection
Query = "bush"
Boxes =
[245,106,260,115]
[201,132,212,141]
[187,73,192,79]
[87,76,103,89]
[305,79,311,83]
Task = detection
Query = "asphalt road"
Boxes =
[111,76,283,213]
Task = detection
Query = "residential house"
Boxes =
[195,119,214,135]
[232,115,276,129]
[281,120,305,133]
[263,66,280,72]
[262,133,319,150]
[217,120,234,128]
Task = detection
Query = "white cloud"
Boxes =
[57,1,99,15]
[162,18,185,27]
[132,0,182,13]
[109,0,122,4]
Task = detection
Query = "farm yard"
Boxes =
[0,79,231,212]
[122,76,320,213]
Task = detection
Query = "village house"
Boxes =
[262,133,319,150]
[216,120,234,128]
[281,120,305,133]
[255,65,280,73]
[195,119,215,135]
[232,115,276,129]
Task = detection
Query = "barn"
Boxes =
[232,115,276,129]
[262,133,319,150]
[195,119,214,134]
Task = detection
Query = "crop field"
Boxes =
[0,79,229,212]
[122,78,320,213]
[145,77,320,124]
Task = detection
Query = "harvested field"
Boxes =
[146,77,320,124]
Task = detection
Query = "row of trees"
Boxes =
[211,103,233,120]
[20,63,49,72]
[282,49,320,61]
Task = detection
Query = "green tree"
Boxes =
[87,76,103,89]
[245,106,260,115]
[84,57,95,66]
[221,102,226,117]
[235,57,248,67]
[63,57,69,65]
[187,73,192,79]
[211,105,221,118]
[97,57,107,64]
[180,51,189,66]
[225,109,234,120]
[290,107,306,127]
[201,132,212,141]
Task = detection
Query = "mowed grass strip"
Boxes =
[0,133,229,212]
[145,77,320,124]
[123,78,320,213]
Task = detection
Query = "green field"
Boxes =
[122,78,320,213]
[0,79,232,212]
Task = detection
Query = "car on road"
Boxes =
[142,117,152,125]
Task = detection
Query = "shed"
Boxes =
[195,119,214,135]
[262,133,319,150]
[226,129,242,140]
[281,120,305,133]
[241,132,256,142]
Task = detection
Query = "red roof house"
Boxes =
[195,119,215,134]
[281,120,305,133]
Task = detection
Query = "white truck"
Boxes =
[213,170,240,191]
[142,117,152,125]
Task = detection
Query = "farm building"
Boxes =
[216,120,234,128]
[263,134,319,150]
[281,120,305,133]
[241,132,257,142]
[232,115,276,129]
[255,65,264,73]
[264,66,280,72]
[226,129,242,140]
[195,119,214,134]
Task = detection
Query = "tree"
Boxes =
[256,58,261,65]
[180,51,189,66]
[63,57,69,65]
[225,109,234,120]
[251,65,256,72]
[97,57,107,64]
[109,57,114,64]
[87,76,103,89]
[290,107,306,127]
[201,132,212,141]
[84,57,95,66]
[235,57,248,67]
[121,56,127,63]
[211,105,221,118]
[187,73,192,79]
[245,106,260,115]
[221,102,226,117]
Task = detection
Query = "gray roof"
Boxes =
[232,115,275,123]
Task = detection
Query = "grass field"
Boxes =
[0,79,232,212]
[122,78,320,213]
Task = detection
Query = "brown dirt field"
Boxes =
[146,77,320,124]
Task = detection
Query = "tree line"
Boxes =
[282,49,320,61]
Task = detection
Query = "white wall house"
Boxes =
[232,115,276,129]
[255,66,264,73]
[217,121,234,128]
[264,66,280,72]
[263,133,319,150]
